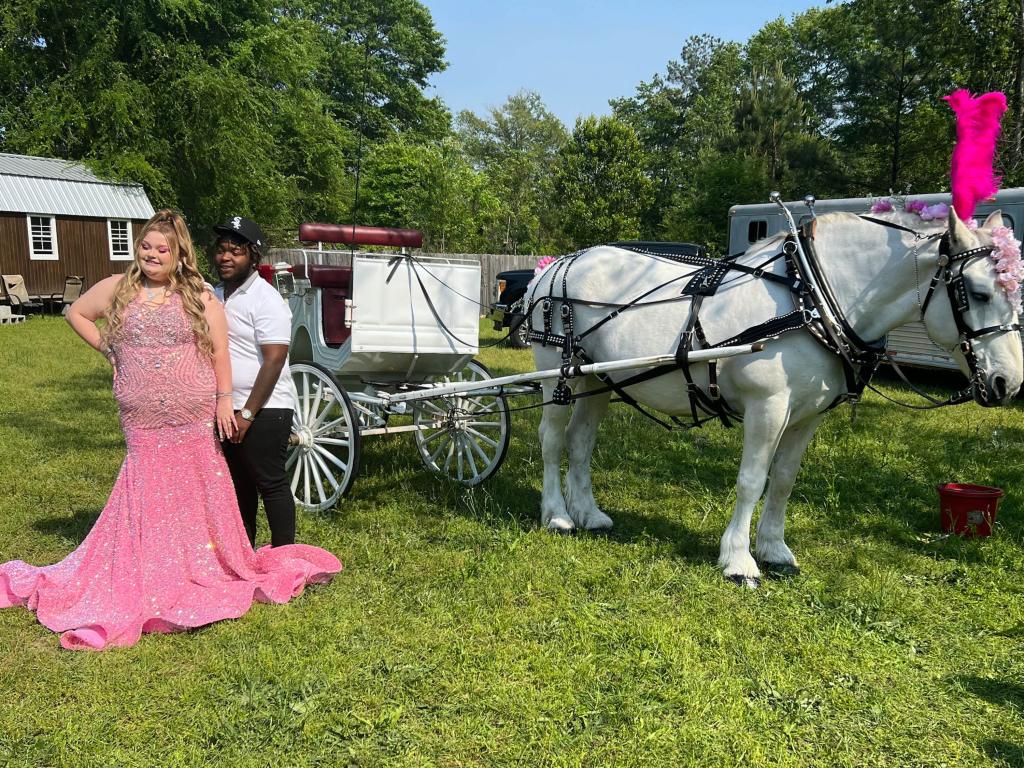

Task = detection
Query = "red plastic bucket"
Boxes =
[936,483,1004,537]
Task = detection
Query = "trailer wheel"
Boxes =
[288,362,361,511]
[413,359,511,485]
[508,314,531,349]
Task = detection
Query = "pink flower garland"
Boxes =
[870,197,1023,310]
[990,225,1024,311]
[534,256,556,275]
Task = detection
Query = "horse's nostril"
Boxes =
[992,375,1007,401]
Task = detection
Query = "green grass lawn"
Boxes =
[2,317,1024,767]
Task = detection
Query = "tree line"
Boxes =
[2,0,1022,254]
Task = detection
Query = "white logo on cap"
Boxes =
[231,216,242,230]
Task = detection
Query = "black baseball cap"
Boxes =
[213,216,267,253]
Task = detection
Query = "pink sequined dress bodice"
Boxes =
[111,294,216,429]
[0,290,341,650]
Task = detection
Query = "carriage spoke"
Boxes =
[467,434,492,468]
[285,449,299,471]
[299,371,309,422]
[462,396,497,412]
[420,429,447,446]
[306,378,325,428]
[417,400,448,417]
[303,453,312,506]
[465,420,502,429]
[312,443,350,474]
[463,435,480,477]
[309,448,341,492]
[313,416,351,436]
[465,426,499,449]
[315,436,352,447]
[428,433,452,465]
[443,439,456,473]
[290,452,303,494]
[308,398,342,431]
[309,451,328,503]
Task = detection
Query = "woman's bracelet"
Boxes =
[215,392,233,399]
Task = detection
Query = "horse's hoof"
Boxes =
[545,516,576,535]
[725,574,761,590]
[582,512,613,531]
[760,562,801,579]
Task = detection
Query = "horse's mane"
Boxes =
[819,209,949,234]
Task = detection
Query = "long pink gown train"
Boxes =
[0,294,341,650]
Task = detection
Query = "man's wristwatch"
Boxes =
[239,408,255,422]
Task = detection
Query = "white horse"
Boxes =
[531,208,1023,586]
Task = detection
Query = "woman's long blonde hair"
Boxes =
[101,209,214,357]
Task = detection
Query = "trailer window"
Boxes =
[747,220,768,243]
[974,213,1014,231]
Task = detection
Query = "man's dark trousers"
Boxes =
[223,408,295,547]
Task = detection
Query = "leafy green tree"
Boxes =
[0,0,447,242]
[611,35,743,237]
[794,0,962,193]
[359,136,501,253]
[663,150,770,255]
[296,0,450,142]
[457,91,567,254]
[550,116,653,249]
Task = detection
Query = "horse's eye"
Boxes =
[970,291,992,303]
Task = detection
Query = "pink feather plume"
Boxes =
[944,89,1007,220]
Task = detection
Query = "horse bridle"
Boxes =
[917,230,1019,403]
[856,214,1020,404]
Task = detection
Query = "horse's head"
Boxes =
[921,208,1023,406]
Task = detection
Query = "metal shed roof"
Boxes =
[0,153,155,220]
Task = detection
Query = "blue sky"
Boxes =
[422,0,825,127]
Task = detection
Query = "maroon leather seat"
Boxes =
[292,264,352,291]
[293,265,353,346]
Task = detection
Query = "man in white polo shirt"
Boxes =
[212,216,297,548]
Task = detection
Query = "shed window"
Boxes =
[27,215,58,260]
[108,219,133,261]
[748,220,768,243]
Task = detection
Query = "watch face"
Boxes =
[241,409,253,420]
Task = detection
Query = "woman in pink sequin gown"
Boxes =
[0,210,341,650]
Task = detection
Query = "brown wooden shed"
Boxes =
[0,153,154,297]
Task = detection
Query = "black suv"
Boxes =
[489,268,535,348]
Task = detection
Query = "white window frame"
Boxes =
[26,214,59,261]
[107,219,134,261]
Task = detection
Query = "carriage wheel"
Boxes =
[413,359,511,486]
[288,362,361,511]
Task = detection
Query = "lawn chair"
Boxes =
[1,275,44,315]
[44,275,85,315]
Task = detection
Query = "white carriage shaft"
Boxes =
[378,343,766,405]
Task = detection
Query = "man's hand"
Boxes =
[231,412,253,443]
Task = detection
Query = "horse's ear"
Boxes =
[981,209,1003,229]
[948,206,975,247]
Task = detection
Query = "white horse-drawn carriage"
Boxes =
[267,196,1022,587]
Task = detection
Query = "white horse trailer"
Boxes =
[728,188,1024,371]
